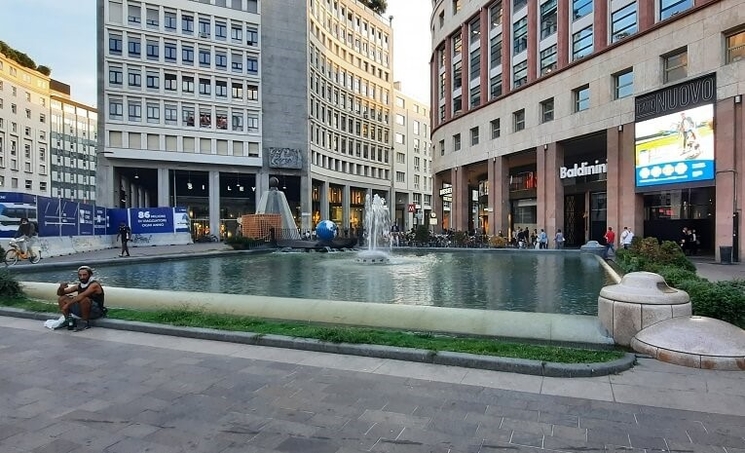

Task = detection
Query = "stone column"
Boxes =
[606,127,622,235]
[157,167,170,206]
[557,0,569,68]
[638,0,655,31]
[539,143,564,236]
[715,99,737,262]
[527,0,538,82]
[488,156,509,236]
[300,172,312,232]
[433,172,444,232]
[208,170,220,240]
[342,184,351,231]
[500,0,512,90]
[593,0,608,52]
[479,6,489,104]
[613,124,644,237]
[452,166,469,231]
[321,180,330,221]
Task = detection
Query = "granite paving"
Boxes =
[1,318,744,453]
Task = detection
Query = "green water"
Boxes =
[16,250,609,315]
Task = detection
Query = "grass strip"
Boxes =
[0,297,626,364]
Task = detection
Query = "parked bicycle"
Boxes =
[4,237,41,265]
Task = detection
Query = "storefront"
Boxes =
[508,164,537,238]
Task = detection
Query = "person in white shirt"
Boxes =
[621,226,634,249]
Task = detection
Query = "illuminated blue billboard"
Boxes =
[634,73,716,188]
[635,104,715,187]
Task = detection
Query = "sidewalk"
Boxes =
[690,256,745,282]
[0,316,743,453]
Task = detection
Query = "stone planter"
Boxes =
[598,272,691,346]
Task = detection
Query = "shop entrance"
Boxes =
[589,192,608,243]
[564,194,586,247]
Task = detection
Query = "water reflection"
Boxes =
[16,251,607,315]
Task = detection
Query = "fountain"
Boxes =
[250,177,301,240]
[356,194,392,264]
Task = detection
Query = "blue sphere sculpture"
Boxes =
[316,220,337,241]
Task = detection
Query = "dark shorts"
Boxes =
[69,301,104,319]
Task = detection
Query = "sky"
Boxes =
[0,0,432,107]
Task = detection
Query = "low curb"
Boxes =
[0,307,636,377]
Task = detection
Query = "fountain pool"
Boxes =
[15,250,610,315]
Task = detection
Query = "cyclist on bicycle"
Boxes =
[14,217,37,255]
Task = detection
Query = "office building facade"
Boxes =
[431,0,745,260]
[98,0,395,238]
[392,84,432,231]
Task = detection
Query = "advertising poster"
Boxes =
[0,192,37,238]
[129,207,174,234]
[60,201,80,236]
[106,209,129,235]
[635,104,715,187]
[78,203,95,236]
[94,207,108,235]
[36,197,63,237]
[174,207,191,233]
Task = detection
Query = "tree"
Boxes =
[361,0,387,14]
[37,65,52,76]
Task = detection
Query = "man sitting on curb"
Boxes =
[56,266,106,331]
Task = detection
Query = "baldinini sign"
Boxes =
[559,160,607,179]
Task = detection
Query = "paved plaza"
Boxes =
[2,244,744,452]
[1,316,744,453]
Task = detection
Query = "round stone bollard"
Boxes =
[580,240,606,257]
[598,272,692,347]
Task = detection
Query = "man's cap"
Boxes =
[77,265,94,274]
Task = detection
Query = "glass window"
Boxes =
[128,102,142,121]
[452,33,462,57]
[198,19,210,37]
[489,75,503,99]
[611,2,637,42]
[182,76,194,93]
[513,109,525,131]
[109,35,122,54]
[513,18,527,53]
[489,35,502,68]
[726,29,745,64]
[453,133,461,151]
[490,2,503,29]
[470,126,479,145]
[182,15,194,33]
[109,100,123,118]
[231,26,242,41]
[164,43,177,61]
[513,0,527,12]
[164,12,177,30]
[574,85,590,112]
[660,0,693,21]
[540,45,557,75]
[182,45,194,63]
[572,0,593,20]
[199,78,211,95]
[215,52,227,68]
[216,81,227,97]
[128,71,141,87]
[199,49,211,66]
[453,60,462,89]
[540,98,554,122]
[470,18,480,44]
[614,69,634,99]
[247,28,259,46]
[215,22,227,39]
[128,38,141,56]
[491,118,501,138]
[469,86,480,108]
[663,48,687,83]
[247,84,258,100]
[108,68,123,85]
[452,0,461,14]
[469,49,480,80]
[513,60,527,88]
[572,26,593,60]
[146,41,159,59]
[146,104,160,121]
[247,57,258,74]
[164,73,177,91]
[540,0,557,39]
[146,73,159,89]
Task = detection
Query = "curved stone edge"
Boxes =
[630,336,745,371]
[0,307,635,377]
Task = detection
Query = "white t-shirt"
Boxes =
[621,230,634,245]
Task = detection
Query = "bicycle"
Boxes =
[4,237,42,266]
